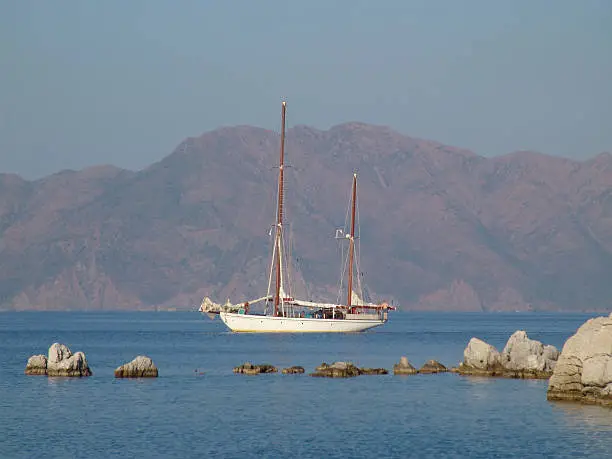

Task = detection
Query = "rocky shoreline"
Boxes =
[547,313,612,407]
[24,314,612,408]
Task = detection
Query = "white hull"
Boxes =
[219,312,385,333]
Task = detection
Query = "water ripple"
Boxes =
[0,311,609,458]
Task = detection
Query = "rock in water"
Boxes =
[456,333,560,379]
[233,362,278,375]
[281,366,305,374]
[44,343,92,377]
[419,360,448,374]
[311,362,361,378]
[454,337,504,376]
[547,313,612,407]
[25,354,48,375]
[48,351,92,377]
[48,343,71,364]
[464,338,502,370]
[501,330,559,378]
[393,356,417,375]
[360,367,389,375]
[114,356,159,378]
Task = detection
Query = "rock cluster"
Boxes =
[310,362,387,378]
[311,362,361,378]
[114,356,158,378]
[233,362,278,375]
[392,357,448,375]
[360,367,389,375]
[454,331,559,378]
[25,343,92,377]
[281,366,305,374]
[393,356,417,375]
[547,313,612,407]
[419,360,448,374]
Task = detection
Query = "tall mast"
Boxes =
[274,101,287,316]
[347,173,357,309]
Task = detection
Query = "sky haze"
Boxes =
[2,0,611,178]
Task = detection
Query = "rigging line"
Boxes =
[286,224,292,298]
[265,229,278,315]
[356,191,363,298]
[278,231,285,316]
[287,233,295,316]
[285,217,291,299]
[268,116,285,315]
[263,181,276,305]
[246,144,275,271]
[337,245,350,305]
[282,107,294,305]
[336,183,353,305]
[265,147,281,314]
[273,101,287,316]
[336,231,344,305]
[284,223,293,301]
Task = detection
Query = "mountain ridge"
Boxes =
[1,123,611,311]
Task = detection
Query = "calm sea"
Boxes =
[1,311,611,458]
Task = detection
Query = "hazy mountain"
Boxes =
[1,123,611,311]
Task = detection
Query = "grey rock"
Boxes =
[47,350,92,377]
[26,343,92,377]
[311,361,361,378]
[418,359,448,374]
[25,354,48,375]
[502,330,559,374]
[114,356,159,378]
[393,356,417,375]
[456,333,557,379]
[281,366,305,374]
[463,338,501,370]
[360,367,389,375]
[233,362,277,375]
[48,343,72,365]
[548,314,612,406]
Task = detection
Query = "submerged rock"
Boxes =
[547,313,612,407]
[282,366,305,374]
[114,356,159,378]
[455,333,558,379]
[418,360,448,374]
[25,343,92,377]
[393,356,417,375]
[234,362,278,375]
[25,354,48,375]
[360,367,389,375]
[311,362,361,378]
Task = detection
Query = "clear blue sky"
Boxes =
[2,0,611,178]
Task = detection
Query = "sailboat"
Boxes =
[210,101,394,332]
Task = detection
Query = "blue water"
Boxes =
[1,312,611,458]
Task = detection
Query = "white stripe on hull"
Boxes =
[219,312,385,333]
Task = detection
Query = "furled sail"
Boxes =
[199,297,221,313]
[199,297,242,313]
[351,290,366,306]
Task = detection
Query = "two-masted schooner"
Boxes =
[204,101,394,332]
